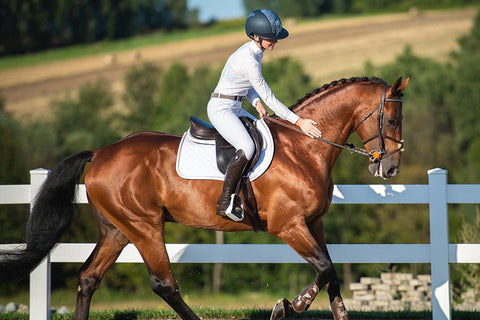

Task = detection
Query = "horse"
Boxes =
[0,76,409,320]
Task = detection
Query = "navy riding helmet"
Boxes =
[245,9,289,40]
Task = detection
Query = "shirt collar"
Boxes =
[249,40,264,59]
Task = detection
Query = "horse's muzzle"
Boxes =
[368,160,399,179]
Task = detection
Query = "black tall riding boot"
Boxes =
[217,149,249,221]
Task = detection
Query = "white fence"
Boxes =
[1,168,480,320]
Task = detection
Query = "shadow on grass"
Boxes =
[2,309,480,320]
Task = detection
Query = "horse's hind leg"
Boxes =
[133,224,200,320]
[75,207,129,320]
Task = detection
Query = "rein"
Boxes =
[265,85,404,163]
[266,115,375,160]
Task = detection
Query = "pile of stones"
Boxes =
[0,302,29,313]
[456,289,480,311]
[344,272,431,311]
[0,302,70,315]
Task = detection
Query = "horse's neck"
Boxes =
[290,87,367,172]
[295,90,359,146]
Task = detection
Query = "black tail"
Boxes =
[0,150,93,281]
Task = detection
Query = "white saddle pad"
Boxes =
[176,118,274,181]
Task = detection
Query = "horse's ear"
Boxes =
[398,77,410,92]
[390,76,410,95]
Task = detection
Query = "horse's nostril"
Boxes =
[388,167,400,177]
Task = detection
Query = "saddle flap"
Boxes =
[240,117,263,174]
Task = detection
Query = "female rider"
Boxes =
[207,9,322,221]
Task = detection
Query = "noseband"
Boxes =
[354,85,404,163]
[266,85,404,163]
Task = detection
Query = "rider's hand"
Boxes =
[255,101,268,118]
[296,118,322,138]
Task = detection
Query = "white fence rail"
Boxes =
[1,168,480,320]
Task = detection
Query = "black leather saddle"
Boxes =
[188,116,263,175]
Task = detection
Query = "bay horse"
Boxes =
[0,76,409,320]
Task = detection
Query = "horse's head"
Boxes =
[354,77,410,179]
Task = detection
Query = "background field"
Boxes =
[0,8,475,120]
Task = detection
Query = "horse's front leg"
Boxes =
[269,216,349,320]
[309,216,349,319]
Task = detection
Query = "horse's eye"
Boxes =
[386,118,399,127]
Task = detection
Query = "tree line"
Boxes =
[244,0,478,17]
[2,0,479,55]
[1,7,480,306]
[0,0,188,55]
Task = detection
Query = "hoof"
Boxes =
[270,298,292,320]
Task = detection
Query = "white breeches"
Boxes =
[207,98,257,160]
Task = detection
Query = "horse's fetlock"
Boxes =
[78,275,101,295]
[321,259,334,275]
[150,276,179,300]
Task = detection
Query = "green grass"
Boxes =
[2,309,480,320]
[2,289,480,319]
[1,288,306,311]
[0,20,244,71]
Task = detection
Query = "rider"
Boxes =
[207,9,322,221]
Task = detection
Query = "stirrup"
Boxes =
[224,194,244,221]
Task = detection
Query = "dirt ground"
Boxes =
[0,8,476,120]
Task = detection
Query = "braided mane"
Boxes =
[290,76,387,109]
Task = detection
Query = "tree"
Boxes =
[262,56,312,106]
[243,0,326,17]
[0,0,189,55]
[153,62,191,134]
[452,208,480,305]
[181,65,219,121]
[447,10,480,182]
[0,90,29,293]
[50,80,120,158]
[122,62,163,133]
[0,91,26,183]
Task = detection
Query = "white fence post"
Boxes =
[428,168,451,320]
[29,169,51,320]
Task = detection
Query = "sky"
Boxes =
[187,0,246,22]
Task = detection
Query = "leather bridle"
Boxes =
[265,85,404,163]
[353,85,404,163]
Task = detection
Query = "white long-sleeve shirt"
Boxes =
[213,40,300,124]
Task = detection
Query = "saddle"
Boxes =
[189,116,263,174]
[188,116,264,231]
